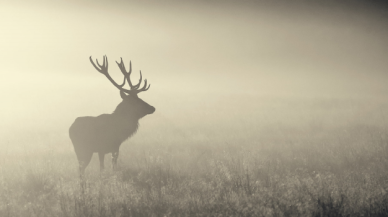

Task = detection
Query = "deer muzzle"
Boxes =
[149,106,155,114]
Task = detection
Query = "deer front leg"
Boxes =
[98,152,105,172]
[112,150,119,170]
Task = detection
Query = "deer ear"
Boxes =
[120,90,128,99]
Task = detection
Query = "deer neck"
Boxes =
[110,112,139,138]
[112,102,140,129]
[112,111,139,123]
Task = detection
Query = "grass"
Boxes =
[1,94,388,216]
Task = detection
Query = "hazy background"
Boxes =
[1,0,388,145]
[2,2,388,215]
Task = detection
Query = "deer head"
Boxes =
[89,55,155,118]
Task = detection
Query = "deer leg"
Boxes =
[79,151,93,178]
[112,150,119,170]
[98,152,105,172]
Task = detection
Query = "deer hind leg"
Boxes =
[112,150,119,170]
[98,152,105,172]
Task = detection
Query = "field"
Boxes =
[1,93,388,217]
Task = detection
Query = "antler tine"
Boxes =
[131,70,143,89]
[96,58,102,69]
[126,61,134,88]
[115,58,130,88]
[115,58,128,75]
[95,55,106,70]
[116,58,139,89]
[90,56,104,74]
[136,79,151,93]
[90,55,130,93]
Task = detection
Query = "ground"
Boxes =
[1,94,388,216]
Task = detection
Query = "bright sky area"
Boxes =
[1,0,387,133]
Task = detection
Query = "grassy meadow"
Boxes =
[2,92,388,216]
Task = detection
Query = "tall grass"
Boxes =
[1,95,388,216]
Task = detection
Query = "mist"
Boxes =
[1,0,387,133]
[1,0,388,215]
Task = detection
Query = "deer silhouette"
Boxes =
[69,55,155,175]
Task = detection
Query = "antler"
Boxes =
[89,55,150,95]
[115,58,150,93]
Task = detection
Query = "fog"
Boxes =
[3,1,388,215]
[1,0,388,140]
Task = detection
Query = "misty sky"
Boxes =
[2,0,388,92]
[1,0,388,132]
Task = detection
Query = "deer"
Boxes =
[69,55,155,176]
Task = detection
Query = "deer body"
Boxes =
[70,114,138,152]
[69,56,154,174]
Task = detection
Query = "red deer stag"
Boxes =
[69,55,155,175]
